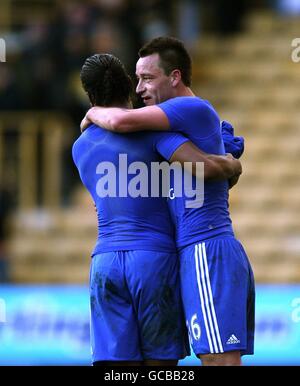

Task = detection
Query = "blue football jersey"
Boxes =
[158,96,236,249]
[72,124,188,255]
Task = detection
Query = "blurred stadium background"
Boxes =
[0,0,300,365]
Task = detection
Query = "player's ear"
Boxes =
[170,69,181,87]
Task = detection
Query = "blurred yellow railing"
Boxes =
[0,0,57,30]
[0,111,72,209]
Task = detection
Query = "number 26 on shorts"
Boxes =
[186,313,201,345]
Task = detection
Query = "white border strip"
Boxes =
[195,244,214,352]
[198,243,219,353]
[201,242,224,353]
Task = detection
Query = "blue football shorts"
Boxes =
[90,250,189,363]
[180,236,255,357]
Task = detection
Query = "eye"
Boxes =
[136,75,153,83]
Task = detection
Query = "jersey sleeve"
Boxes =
[72,140,79,168]
[158,97,220,138]
[221,120,245,159]
[153,132,189,161]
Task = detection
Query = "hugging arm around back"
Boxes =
[82,104,242,185]
[82,105,170,133]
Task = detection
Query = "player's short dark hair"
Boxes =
[80,54,133,107]
[138,36,192,87]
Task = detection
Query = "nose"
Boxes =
[136,79,145,95]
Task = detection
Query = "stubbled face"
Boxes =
[136,53,174,106]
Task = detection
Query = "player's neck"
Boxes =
[95,100,132,109]
[175,84,195,98]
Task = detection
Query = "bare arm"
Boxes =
[81,105,169,133]
[169,141,242,182]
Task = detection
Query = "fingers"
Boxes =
[228,174,240,189]
[225,153,234,160]
[80,116,91,132]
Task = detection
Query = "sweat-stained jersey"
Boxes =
[72,124,188,255]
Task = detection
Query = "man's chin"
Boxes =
[143,98,155,106]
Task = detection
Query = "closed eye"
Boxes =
[137,75,153,81]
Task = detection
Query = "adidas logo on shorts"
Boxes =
[226,334,240,344]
